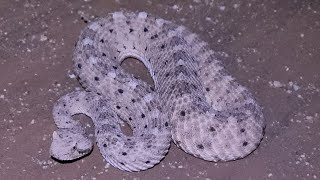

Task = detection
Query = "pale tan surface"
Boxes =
[1,0,319,179]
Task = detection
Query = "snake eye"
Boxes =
[72,143,78,150]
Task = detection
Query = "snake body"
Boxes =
[50,11,265,172]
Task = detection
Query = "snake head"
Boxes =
[50,129,93,161]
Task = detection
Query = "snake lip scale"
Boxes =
[50,11,265,172]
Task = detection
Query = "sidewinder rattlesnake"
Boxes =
[50,11,265,172]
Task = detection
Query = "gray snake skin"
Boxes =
[50,11,265,172]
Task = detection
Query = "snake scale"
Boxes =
[50,11,265,172]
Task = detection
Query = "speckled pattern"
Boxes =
[0,0,319,179]
[50,11,264,172]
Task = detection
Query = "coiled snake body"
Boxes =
[50,11,265,172]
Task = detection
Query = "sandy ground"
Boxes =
[1,0,320,179]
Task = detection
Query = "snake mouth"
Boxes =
[51,144,94,163]
[73,143,93,154]
[77,148,91,154]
